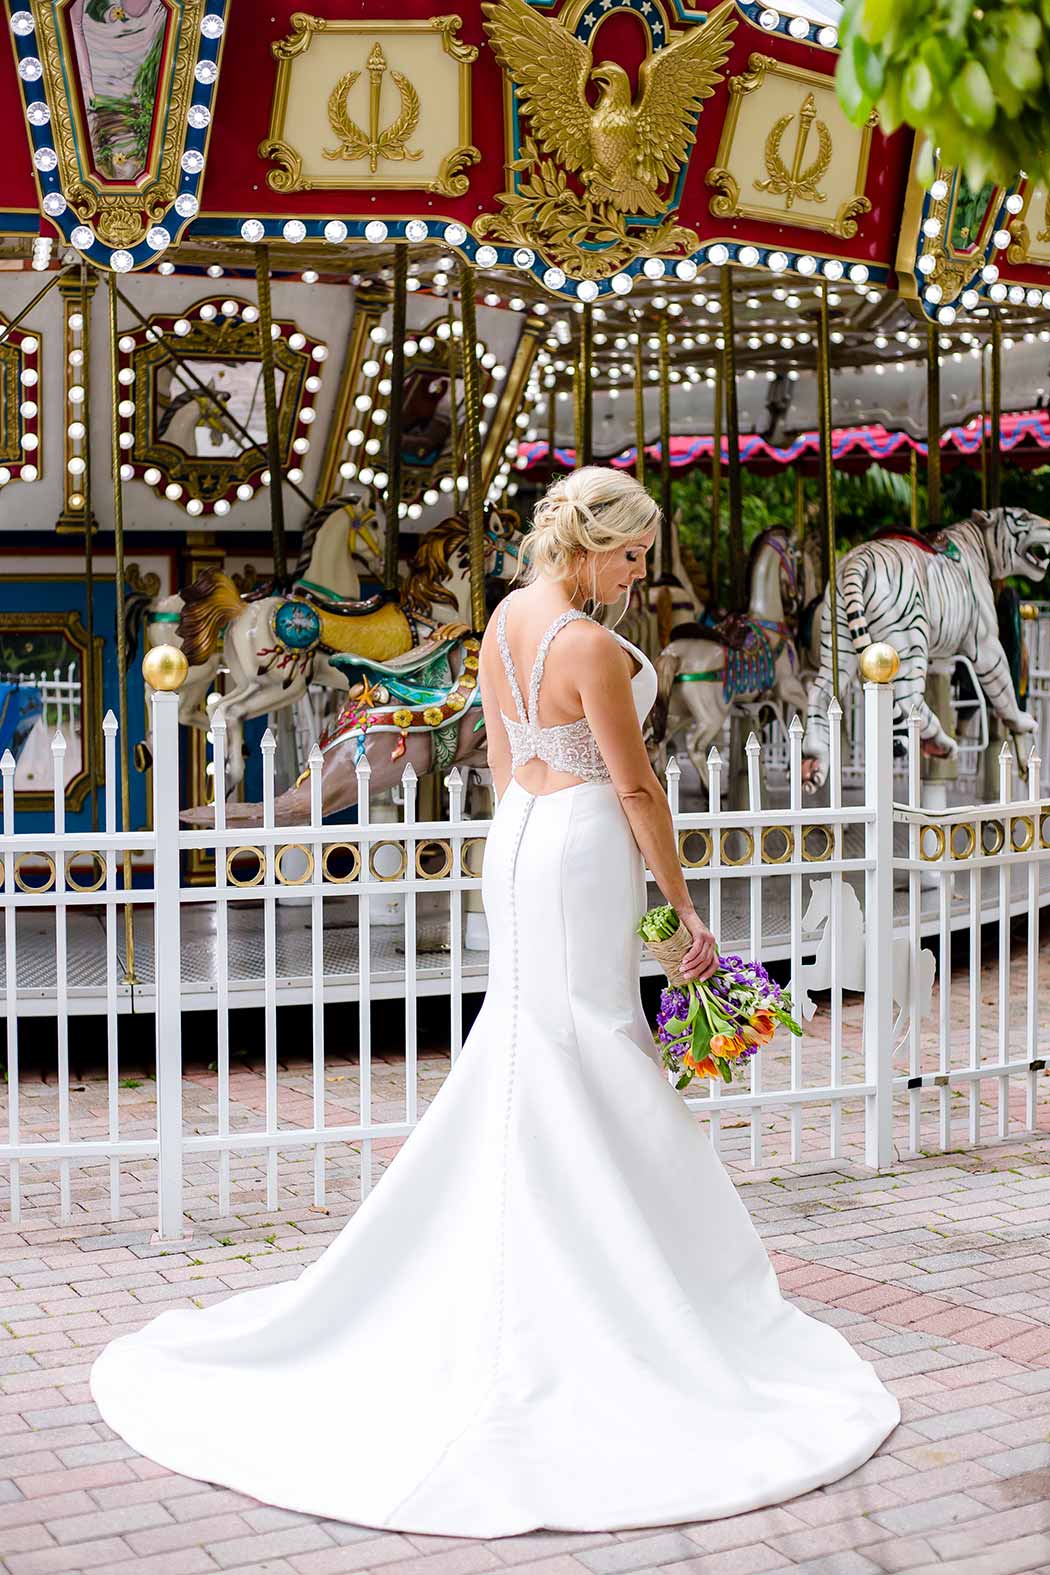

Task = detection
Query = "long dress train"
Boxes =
[89,617,900,1538]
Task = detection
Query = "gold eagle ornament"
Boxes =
[481,0,737,218]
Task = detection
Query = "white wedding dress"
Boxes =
[90,593,900,1538]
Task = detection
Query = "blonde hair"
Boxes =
[511,466,661,607]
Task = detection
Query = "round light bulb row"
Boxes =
[10,3,225,272]
[115,296,327,514]
[916,178,1038,325]
[0,325,39,488]
[63,302,88,508]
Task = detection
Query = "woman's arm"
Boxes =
[478,629,512,802]
[571,623,718,982]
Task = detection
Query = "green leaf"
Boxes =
[675,1070,693,1091]
[955,59,996,129]
[858,0,900,46]
[902,58,936,116]
[835,43,874,124]
[853,36,886,98]
[718,1058,733,1084]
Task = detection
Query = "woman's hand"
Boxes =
[677,909,718,982]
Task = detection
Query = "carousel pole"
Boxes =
[254,245,288,590]
[458,260,487,631]
[446,291,461,487]
[817,278,839,702]
[710,359,723,609]
[909,447,919,532]
[579,301,594,467]
[926,325,941,528]
[107,273,137,984]
[989,314,1002,509]
[979,342,989,510]
[720,268,744,611]
[383,244,407,593]
[546,371,557,477]
[80,264,98,833]
[633,328,645,483]
[657,309,673,578]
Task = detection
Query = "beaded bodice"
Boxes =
[495,591,657,783]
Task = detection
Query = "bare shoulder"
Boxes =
[557,618,631,682]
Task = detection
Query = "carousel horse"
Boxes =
[801,508,1050,791]
[646,509,706,651]
[178,510,526,794]
[649,527,807,788]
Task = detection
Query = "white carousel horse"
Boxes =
[179,511,525,793]
[649,527,807,788]
[801,508,1050,791]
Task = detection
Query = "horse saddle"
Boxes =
[668,612,758,652]
[292,581,397,617]
[271,596,413,662]
[870,527,960,560]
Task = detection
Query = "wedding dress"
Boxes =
[89,591,900,1538]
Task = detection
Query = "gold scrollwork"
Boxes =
[801,825,833,862]
[66,851,107,893]
[415,840,454,880]
[1011,815,1035,854]
[227,847,266,887]
[14,853,57,893]
[949,822,977,861]
[719,829,756,867]
[761,826,794,865]
[707,54,876,239]
[275,843,315,886]
[678,829,712,869]
[428,144,482,197]
[918,825,946,863]
[369,839,408,882]
[321,841,362,884]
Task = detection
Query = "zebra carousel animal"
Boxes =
[801,507,1050,790]
[648,527,807,786]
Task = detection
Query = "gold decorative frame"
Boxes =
[1007,184,1050,267]
[0,609,103,814]
[896,146,1007,305]
[260,14,479,195]
[0,330,23,466]
[31,0,212,250]
[707,53,876,240]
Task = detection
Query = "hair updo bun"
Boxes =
[513,465,660,592]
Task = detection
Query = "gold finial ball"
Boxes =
[143,644,189,693]
[1020,602,1038,621]
[859,642,900,685]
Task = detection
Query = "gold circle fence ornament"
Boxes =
[1020,602,1039,621]
[1040,811,1050,848]
[1011,815,1035,854]
[801,824,834,862]
[461,837,486,877]
[274,843,315,886]
[858,643,900,684]
[719,829,755,867]
[143,644,189,692]
[321,842,362,884]
[761,825,794,864]
[949,822,977,861]
[414,840,454,880]
[226,846,266,887]
[678,828,712,869]
[368,839,408,883]
[918,824,946,862]
[14,853,57,893]
[65,851,107,892]
[982,818,1006,856]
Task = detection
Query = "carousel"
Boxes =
[2,0,1050,1005]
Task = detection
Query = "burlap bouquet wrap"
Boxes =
[643,924,692,990]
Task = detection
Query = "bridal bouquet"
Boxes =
[638,905,802,1089]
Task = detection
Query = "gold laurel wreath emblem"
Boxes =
[324,45,422,171]
[755,93,831,208]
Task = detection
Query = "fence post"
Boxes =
[862,646,897,1170]
[147,662,189,1241]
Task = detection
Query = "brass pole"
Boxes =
[926,324,941,528]
[720,268,744,611]
[979,342,988,511]
[710,359,723,609]
[909,446,919,532]
[545,373,556,477]
[111,281,317,510]
[633,329,645,483]
[80,265,97,832]
[107,274,136,984]
[573,329,583,466]
[817,278,839,702]
[658,310,673,577]
[990,314,1002,509]
[446,292,461,488]
[458,261,487,631]
[0,267,71,347]
[383,244,407,593]
[254,245,288,588]
[579,301,593,466]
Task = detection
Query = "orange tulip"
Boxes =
[751,1011,776,1043]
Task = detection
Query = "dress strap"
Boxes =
[495,594,528,722]
[527,609,589,725]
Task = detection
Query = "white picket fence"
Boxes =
[2,663,81,733]
[2,675,1049,1239]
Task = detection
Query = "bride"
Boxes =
[90,466,900,1538]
